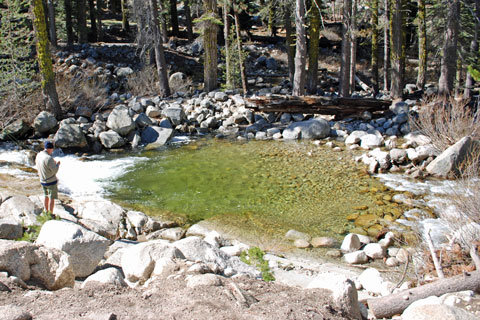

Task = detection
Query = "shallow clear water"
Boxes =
[106,138,396,240]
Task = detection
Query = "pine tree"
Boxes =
[33,0,62,118]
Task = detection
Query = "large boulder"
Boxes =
[106,105,135,136]
[75,199,126,240]
[173,236,260,278]
[402,297,478,320]
[54,123,88,148]
[116,67,134,77]
[0,219,23,240]
[0,195,42,227]
[33,111,58,134]
[345,130,367,145]
[99,130,125,149]
[82,267,127,288]
[0,120,30,141]
[121,240,184,284]
[285,119,330,140]
[141,126,174,147]
[426,136,476,178]
[162,106,186,126]
[358,268,392,296]
[341,233,362,253]
[360,134,384,149]
[307,273,362,320]
[36,220,110,278]
[0,240,74,290]
[169,72,187,90]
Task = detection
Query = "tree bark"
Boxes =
[367,271,480,319]
[349,0,357,92]
[340,0,352,96]
[97,0,104,41]
[150,0,171,97]
[464,0,479,98]
[234,11,248,94]
[89,0,98,42]
[76,0,88,43]
[203,0,219,92]
[64,0,73,46]
[185,0,194,41]
[268,0,276,37]
[224,0,232,89]
[389,0,405,99]
[159,1,169,43]
[47,0,57,47]
[371,0,379,94]
[284,4,295,84]
[416,0,427,90]
[292,0,307,96]
[170,0,179,36]
[438,0,460,96]
[383,0,390,91]
[121,0,130,32]
[33,0,62,119]
[307,0,321,94]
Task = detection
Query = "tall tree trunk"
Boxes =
[159,1,169,42]
[33,0,62,118]
[97,0,104,41]
[89,0,98,42]
[268,1,276,37]
[47,0,57,47]
[284,5,295,84]
[340,0,352,96]
[224,0,232,89]
[234,10,248,94]
[292,0,307,96]
[121,0,130,32]
[64,0,74,46]
[307,0,321,94]
[438,0,460,96]
[170,0,179,36]
[464,0,479,98]
[349,0,357,92]
[185,0,194,41]
[76,0,88,43]
[416,0,427,90]
[455,57,463,97]
[371,0,379,94]
[150,0,171,97]
[389,0,405,99]
[203,0,218,92]
[383,0,390,91]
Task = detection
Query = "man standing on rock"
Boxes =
[35,141,60,214]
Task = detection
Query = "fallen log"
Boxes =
[367,270,480,319]
[246,95,391,119]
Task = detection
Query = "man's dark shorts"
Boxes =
[42,183,58,199]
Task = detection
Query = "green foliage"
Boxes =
[220,25,248,90]
[17,211,59,242]
[240,247,275,282]
[0,0,37,101]
[467,65,480,81]
[193,14,223,26]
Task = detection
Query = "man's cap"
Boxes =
[44,141,54,149]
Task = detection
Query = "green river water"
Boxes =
[108,138,407,245]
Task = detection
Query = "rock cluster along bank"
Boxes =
[0,193,478,319]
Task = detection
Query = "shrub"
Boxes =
[240,246,275,281]
[409,96,480,152]
[126,65,161,97]
[56,73,108,114]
